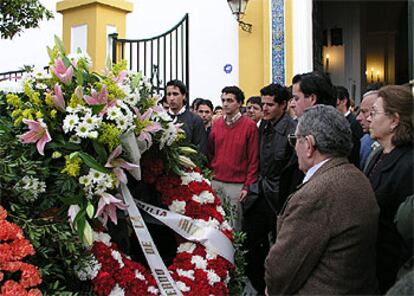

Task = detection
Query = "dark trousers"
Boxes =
[242,197,276,295]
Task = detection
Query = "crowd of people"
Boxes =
[162,72,414,295]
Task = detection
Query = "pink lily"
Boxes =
[95,193,128,225]
[51,83,66,112]
[19,118,52,156]
[105,145,139,185]
[51,58,73,85]
[68,204,81,225]
[137,109,162,143]
[112,70,127,83]
[83,85,109,105]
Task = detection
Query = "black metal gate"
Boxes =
[110,14,189,95]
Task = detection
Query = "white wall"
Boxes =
[127,0,238,107]
[0,0,62,73]
[0,0,238,108]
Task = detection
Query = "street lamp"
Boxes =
[227,0,252,33]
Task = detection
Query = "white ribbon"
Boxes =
[121,183,182,296]
[120,131,142,181]
[136,200,234,265]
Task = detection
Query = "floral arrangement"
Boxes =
[0,206,42,296]
[0,37,234,295]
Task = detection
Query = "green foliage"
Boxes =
[7,203,90,294]
[216,188,248,295]
[0,0,54,39]
[0,94,91,294]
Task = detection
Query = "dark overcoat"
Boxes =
[364,144,414,293]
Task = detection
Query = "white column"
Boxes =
[292,0,313,75]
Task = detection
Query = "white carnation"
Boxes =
[216,206,226,217]
[192,191,215,204]
[109,284,125,296]
[176,268,195,280]
[207,269,221,286]
[176,281,191,292]
[148,286,159,294]
[181,172,204,185]
[135,271,145,281]
[111,250,124,268]
[206,249,218,260]
[169,200,186,214]
[191,255,207,270]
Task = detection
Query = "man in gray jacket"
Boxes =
[265,105,379,295]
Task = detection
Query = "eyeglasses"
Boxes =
[287,134,304,147]
[287,134,317,147]
[369,109,388,118]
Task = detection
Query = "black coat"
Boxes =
[346,112,363,168]
[364,144,414,293]
[258,113,302,213]
[172,110,208,156]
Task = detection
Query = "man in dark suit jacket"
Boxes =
[166,80,207,156]
[335,86,364,167]
[243,84,301,294]
[265,105,379,295]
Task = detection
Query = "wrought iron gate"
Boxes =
[110,14,189,95]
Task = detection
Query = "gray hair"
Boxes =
[298,105,352,157]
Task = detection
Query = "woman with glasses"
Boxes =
[364,85,414,293]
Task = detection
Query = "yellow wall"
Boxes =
[239,0,271,99]
[57,0,132,73]
[284,0,293,85]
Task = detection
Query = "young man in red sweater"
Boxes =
[208,86,259,232]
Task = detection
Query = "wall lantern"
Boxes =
[227,0,252,33]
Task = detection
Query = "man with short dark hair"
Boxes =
[243,83,300,294]
[166,80,207,155]
[208,86,259,232]
[291,71,336,117]
[246,96,263,126]
[265,105,379,295]
[196,99,214,136]
[335,85,364,167]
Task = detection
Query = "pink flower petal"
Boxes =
[117,159,139,170]
[113,167,127,184]
[105,145,122,167]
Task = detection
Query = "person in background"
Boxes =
[166,80,207,155]
[246,96,263,127]
[265,105,378,295]
[335,85,364,167]
[356,90,379,169]
[243,83,299,294]
[159,95,169,111]
[287,97,297,120]
[291,71,336,118]
[196,99,214,136]
[190,97,204,113]
[214,105,223,116]
[364,85,414,293]
[208,86,259,232]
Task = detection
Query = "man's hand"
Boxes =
[239,189,248,202]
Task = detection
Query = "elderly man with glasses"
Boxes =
[264,105,379,295]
